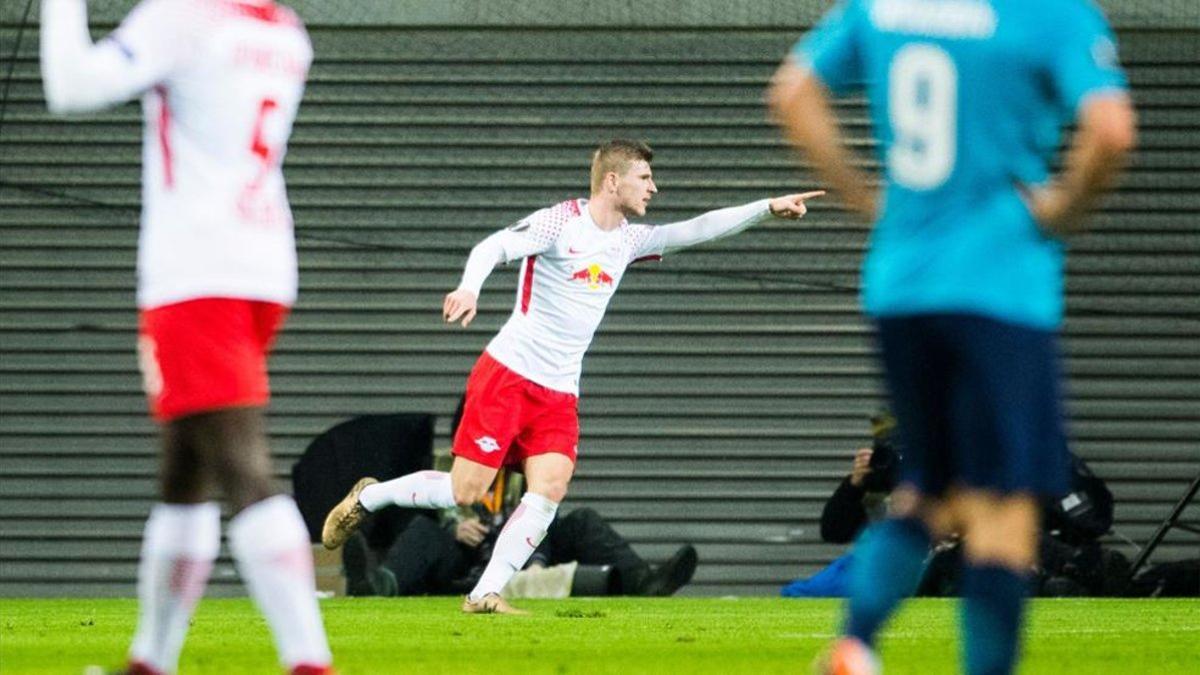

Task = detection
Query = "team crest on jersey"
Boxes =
[570,263,615,290]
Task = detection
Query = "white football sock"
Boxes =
[468,492,558,601]
[129,502,220,673]
[228,495,332,669]
[358,470,455,511]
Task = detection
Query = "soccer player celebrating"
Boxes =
[41,1,334,673]
[323,139,823,613]
[768,0,1135,673]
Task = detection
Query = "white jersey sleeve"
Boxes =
[457,206,570,295]
[41,0,201,114]
[497,206,572,261]
[626,199,774,261]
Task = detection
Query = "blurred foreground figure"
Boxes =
[769,0,1135,672]
[41,1,332,672]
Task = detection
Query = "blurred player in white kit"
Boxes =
[322,138,823,614]
[40,0,333,672]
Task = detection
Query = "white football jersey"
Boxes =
[483,198,671,396]
[112,0,311,308]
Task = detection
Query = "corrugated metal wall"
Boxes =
[1,1,1197,596]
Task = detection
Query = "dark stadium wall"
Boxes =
[0,0,1196,596]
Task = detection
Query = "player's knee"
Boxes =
[529,480,568,504]
[160,460,204,495]
[961,495,1040,569]
[160,479,210,505]
[452,479,490,507]
[218,468,275,513]
[522,454,574,504]
[967,537,1037,570]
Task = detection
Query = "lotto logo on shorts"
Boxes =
[474,436,501,454]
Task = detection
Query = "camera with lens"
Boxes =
[863,411,902,493]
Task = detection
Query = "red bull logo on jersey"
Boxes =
[570,263,615,290]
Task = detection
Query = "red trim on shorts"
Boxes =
[520,255,537,314]
[155,86,173,189]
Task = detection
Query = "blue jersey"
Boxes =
[796,0,1127,329]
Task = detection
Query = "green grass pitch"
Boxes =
[1,597,1196,674]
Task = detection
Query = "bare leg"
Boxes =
[522,453,574,504]
[127,409,264,673]
[450,456,502,506]
[167,407,332,671]
[950,491,1039,570]
[168,408,273,512]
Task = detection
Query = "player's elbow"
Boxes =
[768,66,831,150]
[41,73,74,115]
[1097,116,1137,158]
[1083,95,1138,158]
[766,60,815,121]
[765,77,791,120]
[42,74,101,116]
[41,51,126,116]
[44,89,81,116]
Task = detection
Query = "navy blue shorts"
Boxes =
[875,313,1070,497]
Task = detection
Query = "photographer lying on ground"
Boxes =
[787,413,1131,597]
[341,464,698,599]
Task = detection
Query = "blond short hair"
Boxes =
[590,139,654,193]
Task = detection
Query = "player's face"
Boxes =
[614,160,657,217]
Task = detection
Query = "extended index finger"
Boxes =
[795,190,826,201]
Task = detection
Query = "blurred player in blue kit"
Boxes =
[769,0,1135,673]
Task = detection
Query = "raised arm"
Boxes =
[41,0,186,115]
[635,192,824,259]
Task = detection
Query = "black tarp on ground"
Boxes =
[292,413,436,545]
